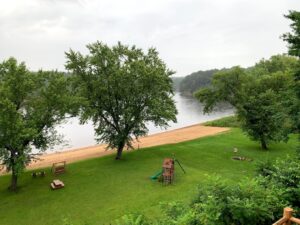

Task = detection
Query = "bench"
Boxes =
[52,161,66,175]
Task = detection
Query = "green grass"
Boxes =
[203,115,240,127]
[0,129,298,225]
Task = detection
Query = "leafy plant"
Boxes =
[158,176,285,225]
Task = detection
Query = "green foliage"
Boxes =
[195,66,247,113]
[203,116,240,128]
[255,160,275,177]
[238,87,291,149]
[158,176,285,225]
[179,69,219,96]
[251,54,298,75]
[257,156,300,207]
[66,41,177,159]
[282,10,300,57]
[282,10,300,155]
[195,55,297,150]
[0,58,74,190]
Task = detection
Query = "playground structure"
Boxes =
[151,155,185,185]
[162,158,174,185]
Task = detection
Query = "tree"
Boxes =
[179,69,219,96]
[282,10,300,58]
[195,55,296,150]
[65,42,177,160]
[238,77,292,149]
[282,10,300,131]
[0,58,74,191]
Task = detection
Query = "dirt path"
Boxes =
[11,125,229,171]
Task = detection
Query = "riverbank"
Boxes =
[25,124,229,170]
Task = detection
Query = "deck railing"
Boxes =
[273,207,300,225]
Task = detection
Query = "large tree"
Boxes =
[282,10,300,129]
[282,10,300,58]
[0,58,74,191]
[65,42,177,160]
[195,55,297,150]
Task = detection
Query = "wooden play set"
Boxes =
[150,155,185,185]
[162,158,175,185]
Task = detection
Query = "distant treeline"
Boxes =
[172,69,226,96]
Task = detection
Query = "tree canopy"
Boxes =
[195,55,297,149]
[66,42,177,159]
[282,10,300,58]
[282,10,300,132]
[178,69,220,96]
[0,58,74,191]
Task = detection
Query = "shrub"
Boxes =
[255,160,275,177]
[257,156,300,207]
[159,176,285,225]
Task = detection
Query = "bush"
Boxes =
[255,160,275,177]
[257,156,300,207]
[157,176,285,225]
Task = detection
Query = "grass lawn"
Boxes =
[0,129,298,225]
[203,115,240,127]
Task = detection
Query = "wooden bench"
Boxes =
[52,161,66,175]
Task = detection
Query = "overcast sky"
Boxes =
[0,0,299,76]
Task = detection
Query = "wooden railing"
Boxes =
[273,207,300,225]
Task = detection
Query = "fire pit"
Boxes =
[232,156,253,161]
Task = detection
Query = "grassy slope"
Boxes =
[203,115,240,127]
[0,129,297,225]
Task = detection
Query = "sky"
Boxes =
[0,0,299,77]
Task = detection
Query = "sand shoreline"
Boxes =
[1,124,230,173]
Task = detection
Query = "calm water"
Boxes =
[51,92,234,152]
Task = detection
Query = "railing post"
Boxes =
[283,207,293,225]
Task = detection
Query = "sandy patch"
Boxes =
[1,125,229,173]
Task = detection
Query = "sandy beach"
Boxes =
[2,124,229,172]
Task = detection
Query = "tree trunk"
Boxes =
[260,137,268,150]
[115,141,125,160]
[9,170,18,192]
[9,150,18,192]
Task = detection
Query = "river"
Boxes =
[51,92,234,152]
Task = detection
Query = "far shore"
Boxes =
[0,124,229,174]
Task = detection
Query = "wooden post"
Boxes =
[283,207,293,225]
